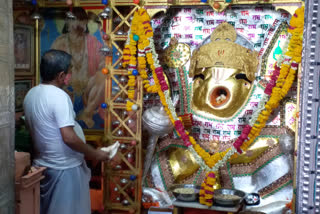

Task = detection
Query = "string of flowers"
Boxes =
[240,7,304,152]
[123,9,158,111]
[199,172,216,206]
[124,7,304,207]
[151,7,303,167]
[162,8,303,206]
[248,34,291,128]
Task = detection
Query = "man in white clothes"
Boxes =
[24,49,110,214]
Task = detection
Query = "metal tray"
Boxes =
[213,188,246,206]
[170,184,201,202]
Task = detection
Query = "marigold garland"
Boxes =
[123,9,158,110]
[240,7,304,152]
[199,172,216,206]
[125,7,304,207]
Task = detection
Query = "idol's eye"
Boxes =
[235,73,251,83]
[193,74,205,81]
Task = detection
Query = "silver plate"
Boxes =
[170,184,200,202]
[213,189,246,206]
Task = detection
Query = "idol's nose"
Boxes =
[212,65,227,84]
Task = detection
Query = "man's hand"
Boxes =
[100,141,120,159]
[97,141,120,161]
[95,149,110,161]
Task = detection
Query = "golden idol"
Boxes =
[189,23,259,119]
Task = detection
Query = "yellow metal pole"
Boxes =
[292,64,302,213]
[35,19,40,85]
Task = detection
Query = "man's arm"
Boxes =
[60,126,109,161]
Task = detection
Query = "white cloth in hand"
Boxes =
[100,141,120,159]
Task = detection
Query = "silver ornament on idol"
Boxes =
[142,105,174,181]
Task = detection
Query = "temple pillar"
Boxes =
[0,0,15,213]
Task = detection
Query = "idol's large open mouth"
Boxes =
[210,86,230,107]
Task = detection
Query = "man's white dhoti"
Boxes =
[40,162,91,214]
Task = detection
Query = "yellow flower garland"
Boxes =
[123,9,157,111]
[124,6,304,207]
[241,7,304,151]
[149,7,304,170]
[147,7,304,206]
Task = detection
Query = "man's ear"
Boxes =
[57,71,66,82]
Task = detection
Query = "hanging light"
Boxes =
[66,0,73,5]
[115,30,124,35]
[114,16,121,23]
[31,11,41,20]
[66,10,76,19]
[99,7,111,19]
[30,0,42,20]
[65,0,75,20]
[100,44,112,56]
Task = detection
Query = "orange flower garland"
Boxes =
[199,172,216,206]
[149,7,304,206]
[241,7,304,151]
[124,7,304,207]
[123,8,157,110]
